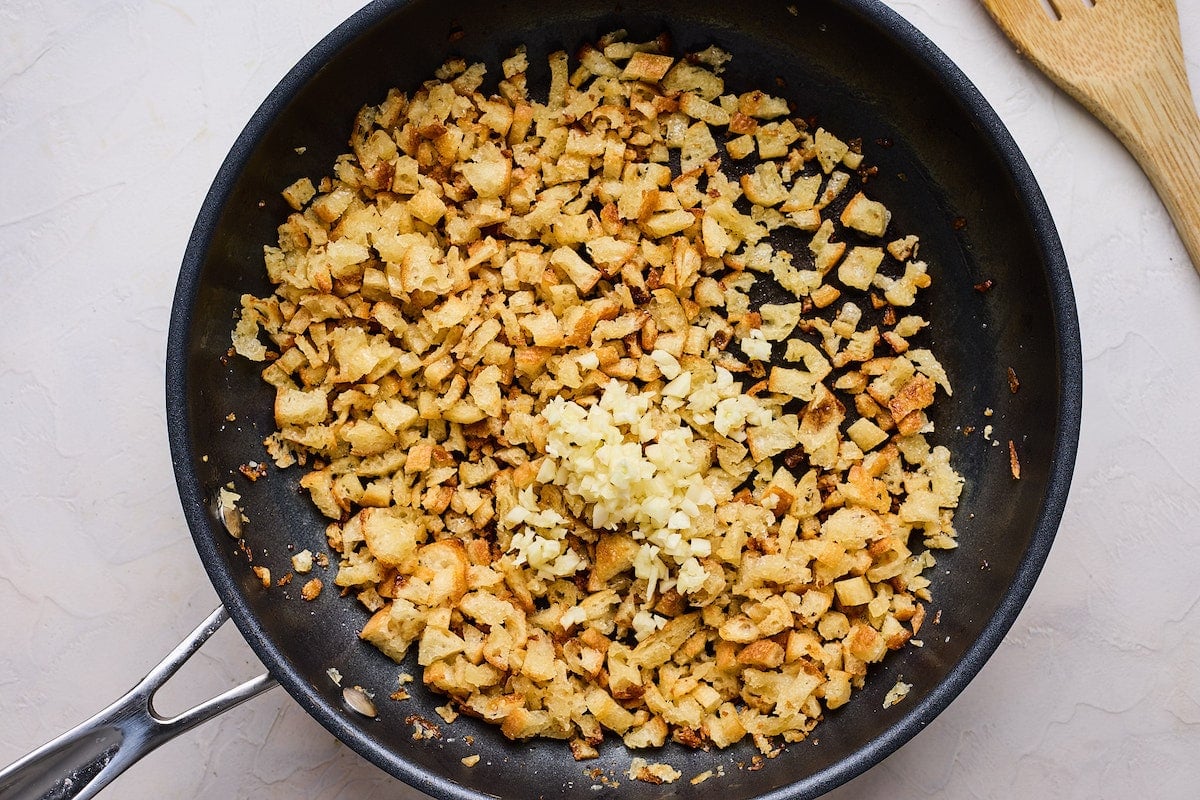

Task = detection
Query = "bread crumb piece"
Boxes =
[407,714,442,740]
[238,461,267,481]
[301,577,323,600]
[251,566,271,588]
[291,549,314,573]
[628,757,681,784]
[883,679,912,708]
[461,754,481,767]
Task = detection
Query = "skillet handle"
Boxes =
[0,607,277,800]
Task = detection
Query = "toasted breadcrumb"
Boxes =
[628,757,682,784]
[251,566,270,588]
[300,577,323,601]
[883,679,912,708]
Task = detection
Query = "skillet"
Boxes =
[0,0,1081,798]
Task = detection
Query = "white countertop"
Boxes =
[3,1,1199,797]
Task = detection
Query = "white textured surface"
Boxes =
[2,1,1199,797]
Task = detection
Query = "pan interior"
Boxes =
[168,0,1080,798]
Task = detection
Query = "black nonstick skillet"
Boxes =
[0,1,1081,798]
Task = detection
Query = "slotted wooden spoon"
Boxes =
[979,0,1200,275]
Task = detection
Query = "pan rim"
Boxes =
[166,0,1082,797]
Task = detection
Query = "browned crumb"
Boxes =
[251,566,271,588]
[238,461,268,481]
[276,572,293,587]
[1007,366,1020,394]
[301,577,323,600]
[570,739,600,760]
[407,714,442,740]
[974,278,994,293]
[628,757,681,784]
[1008,440,1021,479]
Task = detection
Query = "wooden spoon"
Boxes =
[979,0,1200,275]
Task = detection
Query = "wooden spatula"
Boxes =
[979,0,1200,275]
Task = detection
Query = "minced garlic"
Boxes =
[524,379,717,601]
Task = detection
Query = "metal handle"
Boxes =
[0,608,277,800]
